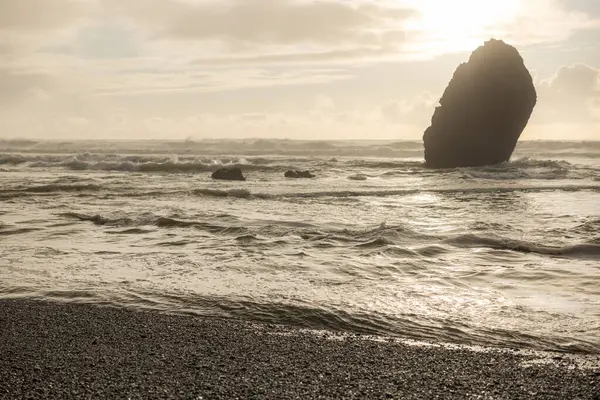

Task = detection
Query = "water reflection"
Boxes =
[452,191,529,213]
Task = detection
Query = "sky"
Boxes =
[1,0,600,141]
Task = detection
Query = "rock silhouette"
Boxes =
[211,167,246,181]
[284,170,315,178]
[423,39,537,168]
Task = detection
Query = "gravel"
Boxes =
[0,300,598,399]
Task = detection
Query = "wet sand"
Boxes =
[0,300,598,399]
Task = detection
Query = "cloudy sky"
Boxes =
[2,0,600,140]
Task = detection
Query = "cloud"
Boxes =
[397,0,600,58]
[107,0,412,46]
[0,0,93,62]
[96,0,413,70]
[238,113,268,122]
[92,67,354,96]
[193,45,402,67]
[381,92,437,125]
[65,116,90,126]
[543,63,600,95]
[1,0,600,141]
[43,24,140,59]
[500,0,600,45]
[0,68,56,103]
[0,0,86,31]
[0,0,412,98]
[314,94,335,111]
[535,63,600,122]
[590,98,600,118]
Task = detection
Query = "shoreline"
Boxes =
[1,299,598,399]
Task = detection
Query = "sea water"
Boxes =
[1,139,599,353]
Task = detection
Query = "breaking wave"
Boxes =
[56,211,600,260]
[3,183,599,201]
[32,291,595,354]
[1,150,598,183]
[59,212,249,235]
[3,138,600,157]
[446,234,600,259]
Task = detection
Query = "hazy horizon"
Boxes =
[2,0,600,141]
[3,137,600,144]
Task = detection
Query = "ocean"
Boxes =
[1,139,599,353]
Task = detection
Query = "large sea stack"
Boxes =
[423,39,537,168]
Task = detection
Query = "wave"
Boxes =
[59,212,133,226]
[59,212,250,235]
[193,188,252,198]
[574,218,600,234]
[515,140,600,152]
[106,228,155,235]
[164,295,599,353]
[0,227,43,236]
[261,185,600,200]
[314,227,600,260]
[355,237,396,248]
[446,234,600,260]
[1,139,426,158]
[64,160,222,173]
[3,138,600,157]
[0,153,296,172]
[58,212,408,239]
[517,151,600,159]
[344,160,424,169]
[367,157,575,173]
[24,184,102,193]
[19,155,421,174]
[0,184,104,199]
[7,290,597,353]
[423,157,600,181]
[509,158,573,169]
[2,149,599,184]
[365,157,596,180]
[56,211,600,260]
[3,180,599,202]
[0,155,29,165]
[40,159,318,174]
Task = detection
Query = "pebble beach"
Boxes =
[1,300,598,399]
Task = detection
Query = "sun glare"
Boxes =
[402,0,522,55]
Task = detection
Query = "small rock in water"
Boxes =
[211,167,246,181]
[284,170,315,179]
[423,39,537,168]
